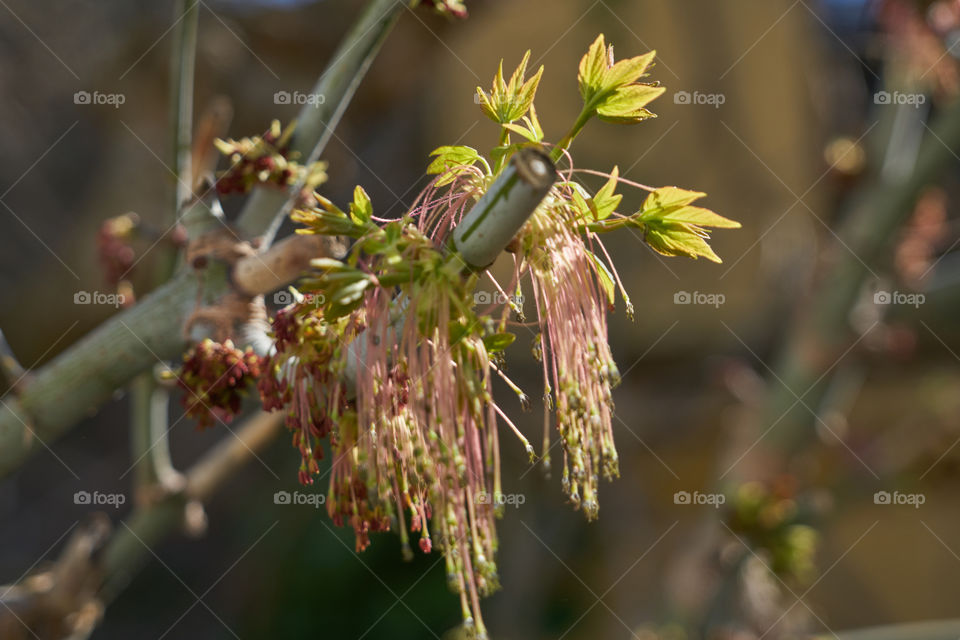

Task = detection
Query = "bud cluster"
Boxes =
[214,120,327,205]
[177,339,262,429]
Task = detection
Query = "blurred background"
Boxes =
[2,0,960,638]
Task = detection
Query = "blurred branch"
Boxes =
[810,620,960,640]
[171,0,198,214]
[235,0,404,245]
[129,367,184,504]
[232,234,344,296]
[127,1,201,504]
[100,410,284,602]
[0,328,27,390]
[0,265,220,479]
[764,97,960,454]
[0,411,282,638]
[0,515,111,640]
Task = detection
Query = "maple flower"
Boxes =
[177,339,262,429]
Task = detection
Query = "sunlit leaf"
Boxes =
[595,84,665,124]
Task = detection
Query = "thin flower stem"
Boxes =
[571,168,656,192]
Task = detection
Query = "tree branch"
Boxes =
[234,0,405,245]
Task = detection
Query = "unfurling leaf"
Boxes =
[643,221,722,263]
[427,145,485,186]
[578,34,609,103]
[595,84,665,124]
[583,186,740,263]
[592,167,622,220]
[477,50,544,125]
[639,186,741,228]
[577,34,662,122]
[350,185,373,225]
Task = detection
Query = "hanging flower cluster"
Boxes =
[214,119,327,206]
[257,301,356,484]
[245,34,738,638]
[177,338,262,429]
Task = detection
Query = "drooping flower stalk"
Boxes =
[523,201,621,520]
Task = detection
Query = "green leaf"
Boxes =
[643,221,722,263]
[640,187,741,228]
[592,166,622,220]
[502,105,545,143]
[478,51,544,124]
[349,185,373,225]
[502,122,538,143]
[603,51,657,88]
[427,145,481,174]
[427,145,484,186]
[483,332,516,353]
[578,34,609,102]
[580,185,739,262]
[570,189,593,221]
[586,250,616,305]
[595,84,665,124]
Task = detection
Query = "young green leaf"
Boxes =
[477,51,544,125]
[583,186,739,263]
[586,250,616,305]
[639,186,741,228]
[578,34,609,103]
[427,145,486,186]
[643,221,722,263]
[591,166,622,220]
[595,84,665,124]
[349,185,373,225]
